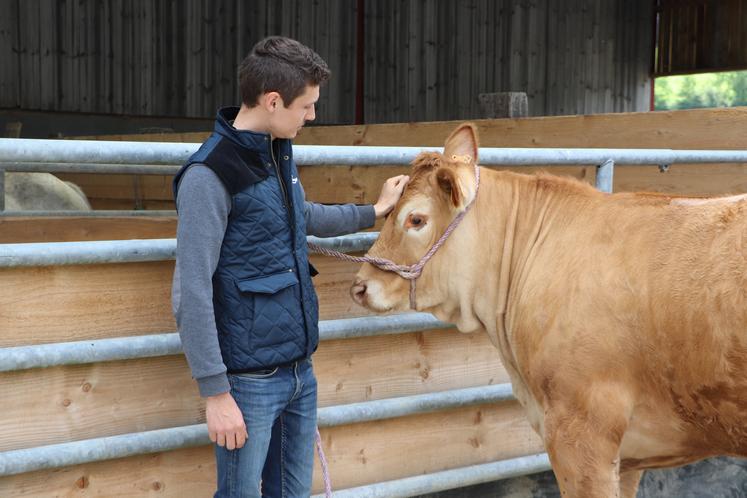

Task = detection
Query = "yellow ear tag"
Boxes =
[450,154,472,163]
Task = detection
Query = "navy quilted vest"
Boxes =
[173,107,319,372]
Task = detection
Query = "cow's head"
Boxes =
[351,123,480,319]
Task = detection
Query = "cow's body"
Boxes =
[351,124,747,497]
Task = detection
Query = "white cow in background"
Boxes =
[4,173,91,211]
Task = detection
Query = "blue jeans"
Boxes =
[215,358,317,498]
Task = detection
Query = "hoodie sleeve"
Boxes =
[303,201,376,237]
[171,164,232,397]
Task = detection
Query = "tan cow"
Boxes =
[351,123,747,497]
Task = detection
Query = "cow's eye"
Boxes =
[405,213,428,230]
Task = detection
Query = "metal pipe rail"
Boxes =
[310,454,552,498]
[0,313,450,372]
[2,138,747,211]
[0,384,517,477]
[0,232,378,267]
[3,138,747,167]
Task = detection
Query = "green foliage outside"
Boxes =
[654,70,747,110]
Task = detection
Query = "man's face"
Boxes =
[269,85,319,139]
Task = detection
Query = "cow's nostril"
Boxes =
[351,280,368,304]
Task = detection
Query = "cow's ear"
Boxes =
[443,123,479,164]
[437,166,472,210]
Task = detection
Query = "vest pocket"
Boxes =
[234,270,303,352]
[235,270,298,294]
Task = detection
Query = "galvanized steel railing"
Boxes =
[0,233,377,267]
[0,313,449,372]
[5,138,747,168]
[4,137,747,213]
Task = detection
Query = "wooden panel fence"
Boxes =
[0,217,539,496]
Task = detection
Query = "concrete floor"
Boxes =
[416,457,747,498]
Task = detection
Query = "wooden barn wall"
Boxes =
[0,0,358,123]
[0,0,652,125]
[364,0,652,121]
[654,0,747,76]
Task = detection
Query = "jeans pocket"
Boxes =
[233,367,279,380]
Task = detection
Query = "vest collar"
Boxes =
[214,106,292,158]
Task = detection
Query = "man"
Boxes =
[171,36,408,497]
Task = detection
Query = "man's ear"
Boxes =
[263,92,282,111]
[443,123,479,164]
[435,167,463,209]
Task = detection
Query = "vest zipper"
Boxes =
[270,144,296,248]
[271,143,312,356]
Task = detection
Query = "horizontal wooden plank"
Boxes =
[0,356,200,452]
[0,446,216,497]
[309,254,371,320]
[72,131,210,142]
[74,107,747,150]
[614,164,747,196]
[54,173,173,202]
[0,216,177,243]
[0,402,543,496]
[85,198,176,211]
[293,107,747,149]
[317,329,508,407]
[315,402,543,491]
[0,255,373,347]
[0,262,176,347]
[0,328,508,452]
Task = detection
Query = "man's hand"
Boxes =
[373,174,410,218]
[206,392,248,450]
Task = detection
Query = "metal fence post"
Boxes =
[0,168,5,211]
[596,159,614,193]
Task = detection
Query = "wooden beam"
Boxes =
[293,107,747,149]
[0,217,177,243]
[313,402,543,491]
[0,356,200,452]
[0,255,375,347]
[0,446,217,497]
[0,262,176,347]
[72,107,747,150]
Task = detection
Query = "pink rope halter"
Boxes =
[309,163,481,309]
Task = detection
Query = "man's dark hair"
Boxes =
[238,36,330,108]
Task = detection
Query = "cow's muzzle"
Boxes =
[350,278,368,306]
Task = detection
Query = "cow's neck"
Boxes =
[459,170,581,366]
